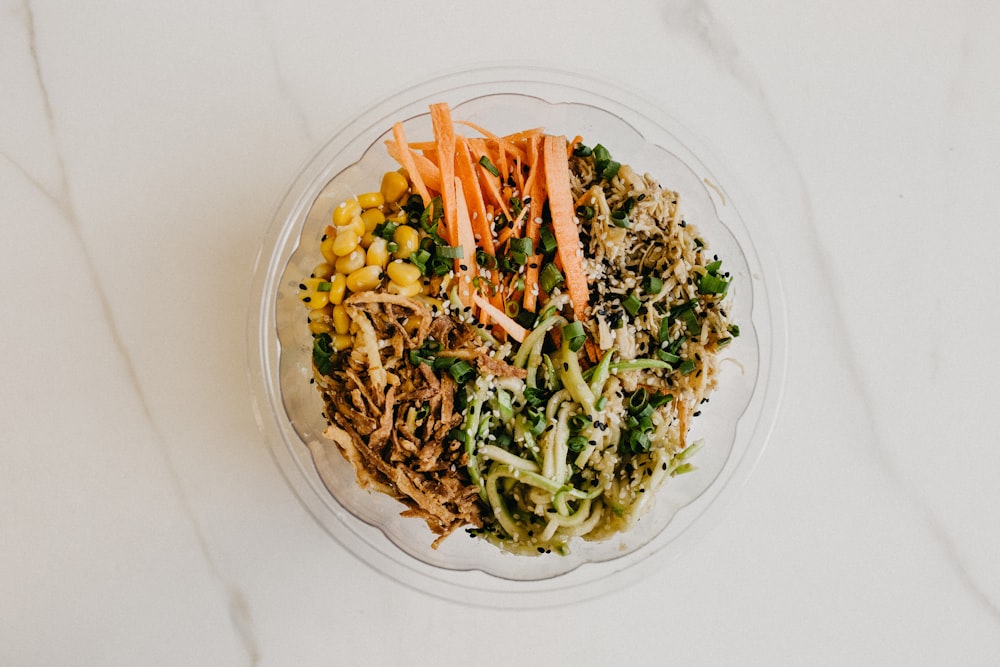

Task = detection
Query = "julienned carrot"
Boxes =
[454,137,495,255]
[391,122,431,204]
[384,140,443,193]
[467,137,512,220]
[522,254,541,313]
[455,119,499,140]
[543,134,590,321]
[430,103,458,247]
[473,294,527,343]
[452,178,479,308]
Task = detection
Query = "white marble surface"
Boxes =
[3,0,999,664]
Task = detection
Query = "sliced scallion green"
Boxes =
[540,263,565,293]
[622,293,642,317]
[562,321,586,353]
[478,155,500,177]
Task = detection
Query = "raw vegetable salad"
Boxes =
[298,102,737,554]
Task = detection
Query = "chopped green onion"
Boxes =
[410,248,431,275]
[540,263,565,293]
[628,388,648,412]
[522,387,548,407]
[567,435,588,452]
[562,321,586,353]
[431,257,452,276]
[509,237,533,265]
[575,205,595,220]
[437,245,464,259]
[705,260,723,274]
[478,155,500,177]
[680,309,702,336]
[621,196,636,213]
[375,220,399,240]
[316,281,333,292]
[592,144,611,163]
[679,359,696,375]
[386,242,398,253]
[510,196,523,217]
[514,308,538,330]
[644,276,663,295]
[610,210,629,228]
[573,143,593,157]
[568,414,593,432]
[729,324,741,337]
[658,318,672,344]
[432,355,457,371]
[717,337,733,348]
[312,333,335,376]
[657,349,680,364]
[539,225,558,254]
[622,293,642,317]
[698,272,730,295]
[476,250,498,270]
[595,396,608,411]
[600,160,621,180]
[648,392,673,408]
[448,359,476,384]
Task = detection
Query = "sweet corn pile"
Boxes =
[299,170,426,352]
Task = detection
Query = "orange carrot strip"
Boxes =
[390,123,431,204]
[385,140,442,194]
[430,103,458,246]
[473,294,527,343]
[455,119,499,139]
[454,137,495,255]
[522,253,541,313]
[543,134,590,321]
[467,138,511,220]
[452,177,479,308]
[523,135,546,244]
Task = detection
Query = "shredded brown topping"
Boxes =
[313,295,483,546]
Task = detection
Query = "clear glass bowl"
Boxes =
[247,66,786,607]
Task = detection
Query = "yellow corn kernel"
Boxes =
[299,278,330,310]
[380,171,409,203]
[360,208,385,233]
[307,305,332,333]
[357,192,385,209]
[332,304,350,335]
[327,273,347,304]
[386,280,422,297]
[340,214,366,237]
[391,224,420,259]
[332,333,353,351]
[386,210,408,224]
[346,265,382,292]
[359,231,376,249]
[331,228,360,257]
[335,248,366,275]
[332,200,361,227]
[366,237,389,269]
[308,319,333,334]
[387,259,421,286]
[312,262,335,280]
[320,235,337,264]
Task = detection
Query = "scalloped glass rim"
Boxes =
[247,66,786,608]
